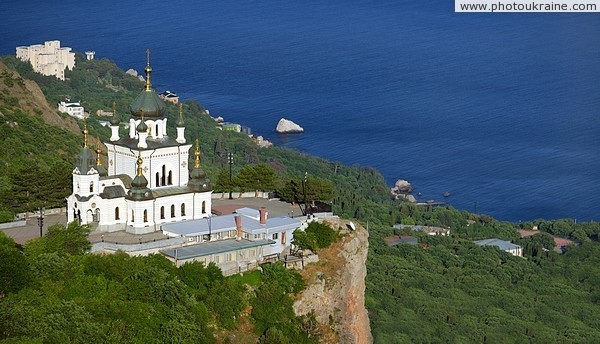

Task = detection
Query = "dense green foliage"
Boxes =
[367,225,600,342]
[0,222,252,343]
[292,221,338,252]
[364,202,600,343]
[251,263,316,343]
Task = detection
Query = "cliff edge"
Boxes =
[294,219,373,344]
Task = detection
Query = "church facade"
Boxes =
[66,56,212,235]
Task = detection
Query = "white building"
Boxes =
[160,207,301,271]
[475,238,523,257]
[16,40,75,80]
[58,99,85,119]
[66,57,212,235]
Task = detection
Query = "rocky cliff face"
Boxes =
[294,219,372,344]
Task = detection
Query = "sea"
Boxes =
[1,0,599,222]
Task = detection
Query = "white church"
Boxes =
[66,55,212,235]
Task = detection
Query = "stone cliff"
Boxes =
[294,219,372,344]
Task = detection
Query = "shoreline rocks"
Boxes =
[275,118,304,133]
[391,179,416,202]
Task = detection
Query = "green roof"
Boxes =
[129,90,166,119]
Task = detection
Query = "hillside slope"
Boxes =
[0,61,80,134]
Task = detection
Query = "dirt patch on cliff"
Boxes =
[0,61,81,135]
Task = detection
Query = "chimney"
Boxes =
[259,207,267,225]
[235,215,242,241]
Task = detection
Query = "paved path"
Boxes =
[1,213,68,245]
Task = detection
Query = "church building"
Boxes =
[66,54,212,235]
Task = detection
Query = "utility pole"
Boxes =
[302,172,308,216]
[37,207,44,237]
[227,152,234,199]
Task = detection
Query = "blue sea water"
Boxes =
[1,0,599,222]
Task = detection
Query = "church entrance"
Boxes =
[86,210,94,223]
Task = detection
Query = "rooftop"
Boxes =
[160,238,275,260]
[384,235,418,246]
[161,213,301,237]
[475,238,521,251]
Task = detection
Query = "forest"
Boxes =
[0,223,318,343]
[0,52,599,342]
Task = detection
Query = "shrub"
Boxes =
[293,222,338,251]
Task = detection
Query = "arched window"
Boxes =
[202,201,206,214]
[115,207,120,220]
[89,181,94,192]
[161,165,166,186]
[171,204,175,218]
[156,124,159,136]
[132,210,135,222]
[156,172,160,187]
[143,209,148,223]
[160,206,165,219]
[168,171,173,185]
[181,203,186,216]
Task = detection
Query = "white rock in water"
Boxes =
[276,118,304,133]
[391,179,413,195]
[125,69,138,77]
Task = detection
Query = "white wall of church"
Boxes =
[154,194,194,225]
[72,172,100,197]
[105,144,192,189]
[126,199,156,234]
[193,193,212,219]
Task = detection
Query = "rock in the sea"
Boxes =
[275,118,304,133]
[391,179,413,195]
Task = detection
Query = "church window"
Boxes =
[171,205,175,218]
[132,210,135,222]
[181,203,186,216]
[168,171,173,185]
[272,233,278,240]
[115,207,120,220]
[202,201,206,214]
[156,124,159,136]
[156,172,160,187]
[143,210,148,223]
[160,206,165,219]
[89,181,94,192]
[161,165,166,186]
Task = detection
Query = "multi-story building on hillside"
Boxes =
[58,99,85,119]
[16,40,76,80]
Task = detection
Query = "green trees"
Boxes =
[25,221,91,257]
[292,221,338,251]
[366,221,600,343]
[251,263,315,343]
[0,232,31,295]
[235,164,277,193]
[277,177,334,206]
